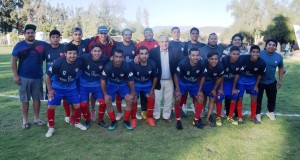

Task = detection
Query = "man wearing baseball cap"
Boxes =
[11,24,48,129]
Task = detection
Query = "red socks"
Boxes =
[216,102,222,118]
[237,101,243,118]
[228,101,236,118]
[174,104,181,121]
[250,102,257,119]
[195,103,204,120]
[124,110,131,121]
[107,111,116,122]
[180,94,188,107]
[47,108,55,127]
[80,102,90,121]
[116,94,122,113]
[73,107,81,124]
[147,97,154,118]
[131,102,137,119]
[98,99,106,121]
[62,99,70,117]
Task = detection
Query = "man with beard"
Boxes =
[200,33,225,59]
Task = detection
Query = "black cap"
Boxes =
[24,24,36,32]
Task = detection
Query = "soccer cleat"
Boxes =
[131,119,137,128]
[98,120,108,128]
[146,118,155,127]
[123,121,133,130]
[22,123,30,129]
[75,123,87,130]
[90,110,96,121]
[64,117,70,123]
[141,111,147,120]
[237,118,244,125]
[116,113,123,121]
[34,119,46,126]
[216,117,222,126]
[176,121,183,130]
[45,128,55,138]
[255,114,262,124]
[208,116,216,127]
[192,119,204,129]
[252,117,261,124]
[227,118,238,125]
[85,120,91,129]
[266,112,276,121]
[136,113,142,120]
[108,121,118,131]
[180,108,187,118]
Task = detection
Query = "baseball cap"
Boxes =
[24,24,36,32]
[72,27,82,33]
[98,26,108,34]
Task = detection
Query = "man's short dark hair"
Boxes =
[113,48,124,56]
[230,46,240,52]
[250,45,261,53]
[171,27,180,32]
[144,27,153,33]
[122,28,132,36]
[190,27,199,34]
[208,32,217,38]
[91,43,102,50]
[231,33,243,42]
[265,39,278,47]
[188,48,200,55]
[65,43,78,53]
[138,46,149,54]
[207,51,218,58]
[49,30,61,37]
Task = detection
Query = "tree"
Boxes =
[0,0,23,34]
[262,15,295,45]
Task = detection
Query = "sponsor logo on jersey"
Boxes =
[102,70,106,76]
[196,70,200,74]
[132,51,135,55]
[128,72,133,77]
[213,73,217,76]
[63,71,66,75]
[82,48,86,52]
[177,67,180,72]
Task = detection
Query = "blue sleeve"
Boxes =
[101,64,109,81]
[218,63,224,77]
[278,55,284,68]
[126,64,134,81]
[12,42,22,57]
[47,59,59,77]
[259,60,266,76]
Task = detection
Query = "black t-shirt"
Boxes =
[176,57,203,84]
[101,61,134,84]
[183,41,206,56]
[221,55,243,81]
[129,59,158,84]
[239,55,266,77]
[202,59,224,81]
[116,42,136,62]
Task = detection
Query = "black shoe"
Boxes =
[98,120,108,128]
[85,120,91,129]
[193,119,204,129]
[108,121,118,131]
[123,121,133,130]
[176,121,183,130]
[180,108,187,118]
[208,116,216,127]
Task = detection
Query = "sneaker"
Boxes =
[136,113,142,120]
[108,121,118,131]
[283,70,287,76]
[22,123,30,129]
[98,120,108,128]
[237,118,244,125]
[255,114,262,124]
[131,119,137,128]
[141,111,147,120]
[116,113,123,121]
[252,117,261,124]
[176,121,183,130]
[123,121,133,130]
[90,110,96,121]
[180,108,187,118]
[75,123,87,130]
[266,112,276,121]
[182,104,187,113]
[216,117,222,126]
[146,118,155,127]
[85,120,91,129]
[208,116,216,127]
[192,119,204,129]
[65,117,70,123]
[34,119,46,126]
[227,117,238,125]
[45,128,55,138]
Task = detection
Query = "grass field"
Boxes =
[0,47,300,160]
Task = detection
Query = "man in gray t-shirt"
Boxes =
[200,33,225,59]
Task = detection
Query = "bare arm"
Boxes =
[101,79,112,104]
[150,77,158,97]
[46,74,55,100]
[232,75,239,94]
[278,67,284,89]
[254,75,262,93]
[11,56,20,85]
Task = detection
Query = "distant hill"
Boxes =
[152,26,227,36]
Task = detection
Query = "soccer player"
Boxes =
[101,49,135,131]
[200,51,224,127]
[11,24,47,129]
[45,43,87,138]
[114,28,137,121]
[218,46,242,126]
[173,48,205,130]
[79,43,110,129]
[183,27,206,56]
[130,46,158,128]
[257,39,284,122]
[236,45,266,124]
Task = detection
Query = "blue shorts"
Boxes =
[135,82,152,96]
[48,88,80,106]
[79,86,104,102]
[179,82,199,98]
[107,83,131,102]
[202,80,215,98]
[223,81,238,101]
[237,83,258,97]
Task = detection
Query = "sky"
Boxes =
[48,0,234,27]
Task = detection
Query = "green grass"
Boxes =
[0,53,300,160]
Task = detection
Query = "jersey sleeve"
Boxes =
[101,63,109,81]
[217,63,224,77]
[46,58,60,77]
[258,59,266,76]
[126,63,134,81]
[278,55,284,68]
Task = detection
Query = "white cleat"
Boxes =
[46,128,55,138]
[266,112,276,121]
[136,113,142,120]
[75,123,87,130]
[65,117,70,123]
[116,113,123,121]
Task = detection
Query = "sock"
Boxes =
[62,99,70,117]
[80,102,90,121]
[131,102,137,119]
[98,99,106,121]
[174,104,181,121]
[195,103,204,120]
[250,102,257,119]
[107,111,116,122]
[237,101,243,118]
[47,108,55,127]
[181,94,188,106]
[216,102,222,118]
[124,110,131,121]
[116,94,122,113]
[147,97,154,118]
[74,107,81,124]
[228,101,236,118]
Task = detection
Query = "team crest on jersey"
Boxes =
[129,72,133,77]
[137,72,139,75]
[82,48,86,52]
[60,53,65,57]
[226,68,229,72]
[213,73,217,76]
[196,70,200,74]
[132,51,135,55]
[241,66,245,70]
[177,67,180,72]
[63,71,66,75]
[254,68,258,71]
[148,71,152,74]
[99,66,103,70]
[154,45,157,48]
[187,71,190,75]
[48,54,50,59]
[102,70,106,76]
[181,47,184,52]
[236,67,239,71]
[275,61,278,64]
[87,65,90,70]
[75,68,79,72]
[120,74,124,77]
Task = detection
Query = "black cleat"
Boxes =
[98,120,108,128]
[176,121,183,130]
